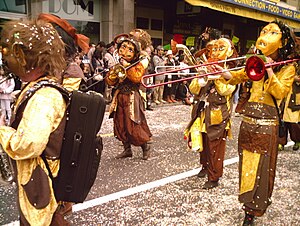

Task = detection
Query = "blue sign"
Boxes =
[221,0,300,22]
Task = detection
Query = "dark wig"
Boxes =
[271,19,299,60]
[53,24,77,59]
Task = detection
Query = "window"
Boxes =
[137,17,149,29]
[151,19,162,31]
[68,20,100,44]
[0,0,26,14]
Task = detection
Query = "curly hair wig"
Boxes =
[1,19,66,80]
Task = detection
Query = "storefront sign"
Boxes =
[42,0,100,22]
[221,0,300,22]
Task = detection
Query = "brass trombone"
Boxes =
[141,56,300,88]
[142,56,246,88]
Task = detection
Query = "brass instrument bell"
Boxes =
[245,56,266,81]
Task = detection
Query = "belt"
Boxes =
[242,116,278,126]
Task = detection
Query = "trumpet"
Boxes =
[141,55,300,88]
[80,56,146,91]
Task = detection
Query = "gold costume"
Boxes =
[187,77,235,151]
[0,77,67,226]
[227,64,295,216]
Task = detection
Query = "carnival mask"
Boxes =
[256,23,283,57]
[211,38,233,60]
[118,41,136,62]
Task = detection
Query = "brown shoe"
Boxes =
[116,149,133,158]
[202,180,219,189]
[51,212,70,226]
[57,202,73,216]
[116,143,132,159]
[197,168,207,178]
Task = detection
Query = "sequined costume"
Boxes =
[227,63,295,216]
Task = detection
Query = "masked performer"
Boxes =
[106,34,152,160]
[0,19,69,225]
[185,37,237,189]
[38,13,90,92]
[37,13,90,217]
[277,66,300,151]
[215,20,299,226]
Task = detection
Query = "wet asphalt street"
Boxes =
[0,102,299,226]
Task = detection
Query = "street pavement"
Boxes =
[0,102,299,226]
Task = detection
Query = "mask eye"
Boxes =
[261,29,267,35]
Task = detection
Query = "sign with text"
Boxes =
[221,0,300,22]
[42,0,100,22]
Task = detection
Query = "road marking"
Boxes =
[73,141,295,212]
[4,141,295,225]
[73,156,240,212]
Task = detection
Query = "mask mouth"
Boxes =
[257,41,267,48]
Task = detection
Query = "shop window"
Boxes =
[0,0,26,14]
[151,19,162,31]
[68,20,100,45]
[137,17,149,29]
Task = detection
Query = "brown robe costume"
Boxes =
[227,64,295,216]
[107,62,152,146]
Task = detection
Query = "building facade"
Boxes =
[0,0,299,54]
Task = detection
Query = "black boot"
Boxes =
[242,213,255,226]
[141,143,151,160]
[116,142,132,159]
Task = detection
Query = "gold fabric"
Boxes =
[214,77,236,96]
[283,82,300,123]
[186,77,234,150]
[210,108,223,125]
[189,78,201,95]
[62,77,82,92]
[240,149,261,194]
[0,77,67,226]
[189,111,205,152]
[229,64,295,106]
[242,115,278,126]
